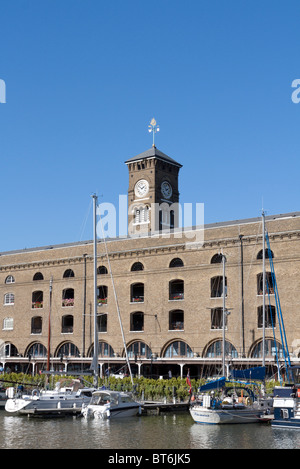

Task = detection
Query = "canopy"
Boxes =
[199,377,226,392]
[230,366,266,381]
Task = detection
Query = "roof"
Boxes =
[125,146,182,168]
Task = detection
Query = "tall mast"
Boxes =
[262,210,266,367]
[47,276,53,371]
[222,253,226,377]
[92,194,99,387]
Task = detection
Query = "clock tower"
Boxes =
[125,146,182,236]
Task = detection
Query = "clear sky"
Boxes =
[0,0,299,252]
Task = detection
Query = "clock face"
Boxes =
[135,179,149,197]
[161,181,172,199]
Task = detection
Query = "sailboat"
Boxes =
[189,233,274,424]
[81,195,140,419]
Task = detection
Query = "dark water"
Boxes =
[0,410,299,450]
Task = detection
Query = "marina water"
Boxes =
[0,410,299,450]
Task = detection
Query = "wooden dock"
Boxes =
[140,400,189,415]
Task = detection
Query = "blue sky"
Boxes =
[0,0,299,251]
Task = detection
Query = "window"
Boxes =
[211,276,227,298]
[169,258,184,268]
[257,272,275,295]
[205,340,238,358]
[97,266,108,275]
[62,288,74,307]
[97,313,107,333]
[164,340,192,358]
[98,341,114,357]
[169,310,184,330]
[127,341,152,358]
[97,285,108,305]
[26,343,47,358]
[257,249,274,260]
[56,342,80,358]
[169,280,184,300]
[62,315,74,333]
[33,272,44,281]
[63,269,75,278]
[257,305,276,329]
[130,283,144,303]
[211,253,223,264]
[130,312,144,331]
[31,316,42,334]
[0,342,18,357]
[211,308,227,329]
[251,338,283,359]
[4,293,14,305]
[134,206,150,225]
[5,275,15,284]
[32,291,43,308]
[131,262,144,271]
[3,317,13,330]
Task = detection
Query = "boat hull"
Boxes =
[82,404,140,419]
[189,405,262,424]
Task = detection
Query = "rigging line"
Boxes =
[243,221,262,290]
[78,198,93,242]
[97,205,134,387]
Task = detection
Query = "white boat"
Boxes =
[5,379,94,416]
[82,389,141,419]
[0,386,7,408]
[189,377,273,424]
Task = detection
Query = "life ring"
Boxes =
[297,388,300,398]
[245,397,252,406]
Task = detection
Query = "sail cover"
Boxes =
[199,377,226,392]
[231,366,266,380]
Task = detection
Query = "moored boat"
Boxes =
[81,389,141,419]
[5,379,95,416]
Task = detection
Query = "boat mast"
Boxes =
[222,253,226,377]
[92,194,99,387]
[47,276,53,371]
[262,210,266,367]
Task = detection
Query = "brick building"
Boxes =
[0,146,299,379]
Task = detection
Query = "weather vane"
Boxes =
[148,118,160,147]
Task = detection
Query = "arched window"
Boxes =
[130,283,144,303]
[257,305,276,328]
[211,276,227,298]
[205,340,238,358]
[32,291,43,308]
[97,265,108,275]
[33,272,44,281]
[127,341,152,358]
[63,269,75,278]
[0,342,18,357]
[257,249,274,260]
[5,275,15,284]
[56,342,80,358]
[130,312,144,331]
[31,316,42,334]
[169,258,184,268]
[97,285,108,305]
[62,288,74,307]
[251,338,283,359]
[4,293,14,305]
[26,342,47,358]
[169,280,184,300]
[131,262,144,271]
[211,253,224,264]
[62,315,73,333]
[164,340,192,358]
[98,341,114,357]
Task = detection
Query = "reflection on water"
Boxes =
[1,411,300,449]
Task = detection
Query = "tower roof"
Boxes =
[125,146,182,168]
